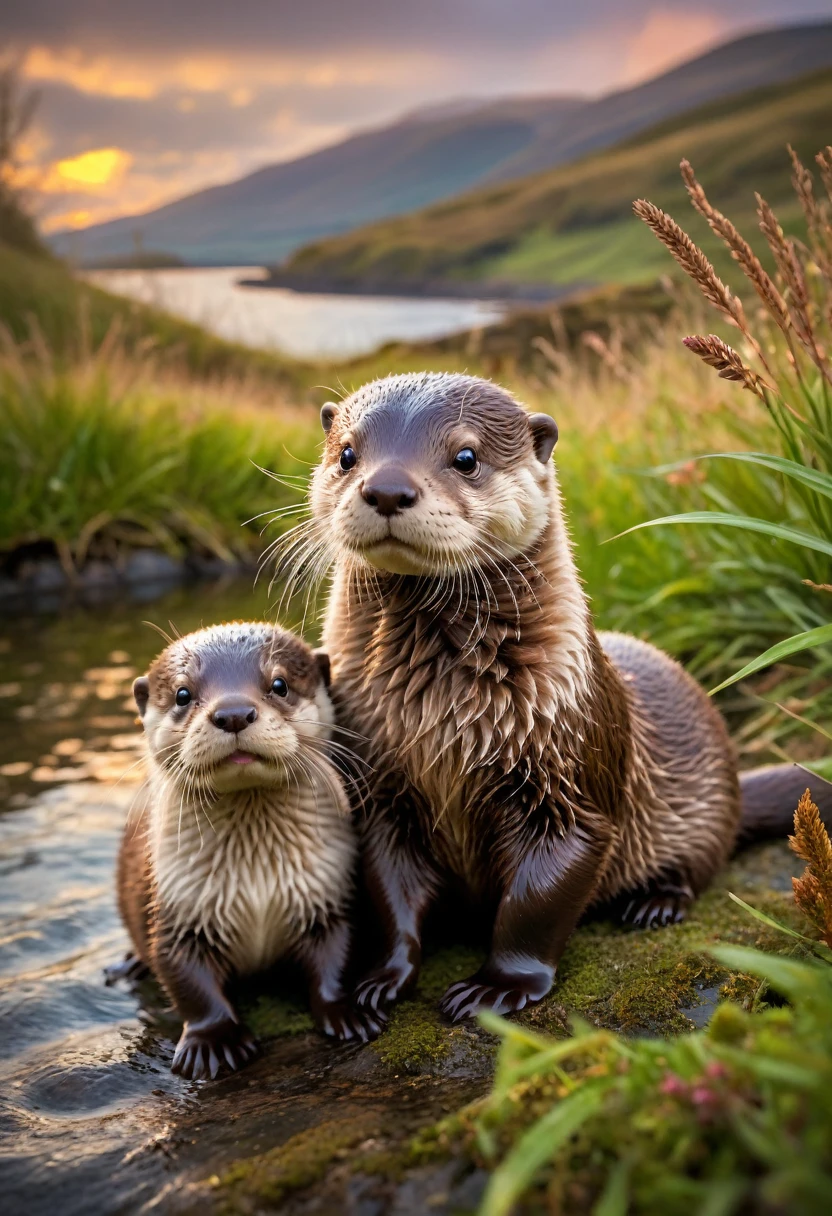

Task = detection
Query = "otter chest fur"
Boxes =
[151,781,355,975]
[111,620,380,1082]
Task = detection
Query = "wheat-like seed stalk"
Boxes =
[632,199,748,333]
[680,159,790,338]
[789,145,822,232]
[816,146,832,205]
[682,334,770,398]
[756,192,831,382]
[790,789,832,947]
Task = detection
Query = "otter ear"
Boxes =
[528,413,558,464]
[314,650,331,688]
[320,402,338,433]
[133,676,150,718]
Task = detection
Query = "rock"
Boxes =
[123,550,183,586]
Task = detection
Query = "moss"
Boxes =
[375,1003,451,1073]
[523,877,804,1037]
[242,994,313,1039]
[219,1114,380,1209]
[419,947,485,1001]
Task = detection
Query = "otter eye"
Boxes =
[175,688,191,707]
[452,447,478,474]
[339,446,357,471]
[271,677,288,697]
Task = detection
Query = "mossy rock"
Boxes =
[242,994,314,1039]
[219,1112,380,1210]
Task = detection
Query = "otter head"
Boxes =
[133,622,333,794]
[310,373,557,576]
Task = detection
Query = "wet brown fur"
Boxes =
[297,372,827,1021]
[110,621,380,1080]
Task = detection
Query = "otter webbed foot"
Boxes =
[314,1000,385,1043]
[620,881,693,929]
[104,952,150,986]
[439,961,555,1022]
[171,1017,258,1080]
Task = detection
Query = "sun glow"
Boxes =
[54,148,133,187]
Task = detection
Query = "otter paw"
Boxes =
[171,1019,258,1080]
[354,964,415,1013]
[104,953,149,986]
[621,885,692,929]
[439,970,554,1022]
[315,1001,385,1043]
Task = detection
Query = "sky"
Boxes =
[5,0,831,234]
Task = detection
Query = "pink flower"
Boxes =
[660,1072,688,1097]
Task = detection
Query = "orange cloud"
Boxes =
[622,7,725,84]
[23,46,157,99]
[52,147,133,188]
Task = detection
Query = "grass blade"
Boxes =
[727,893,832,961]
[613,512,832,559]
[705,627,832,695]
[708,623,832,693]
[655,453,832,501]
[481,1083,607,1216]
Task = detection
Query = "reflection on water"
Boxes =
[84,266,506,360]
[0,579,312,1212]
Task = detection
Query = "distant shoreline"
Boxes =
[239,271,591,305]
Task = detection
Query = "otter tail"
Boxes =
[736,764,832,848]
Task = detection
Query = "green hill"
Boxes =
[0,242,299,386]
[275,68,832,295]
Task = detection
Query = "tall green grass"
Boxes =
[0,327,318,567]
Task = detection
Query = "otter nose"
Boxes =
[361,467,420,516]
[211,703,258,733]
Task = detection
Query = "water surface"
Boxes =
[85,267,505,360]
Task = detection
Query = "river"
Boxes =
[84,267,505,360]
[0,579,492,1214]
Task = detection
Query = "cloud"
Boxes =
[621,7,726,83]
[9,0,828,233]
[49,147,133,188]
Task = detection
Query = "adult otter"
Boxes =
[108,622,380,1079]
[302,372,831,1023]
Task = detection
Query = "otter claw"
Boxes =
[439,969,552,1022]
[355,965,413,1013]
[621,885,692,930]
[171,1020,258,1080]
[316,1001,384,1043]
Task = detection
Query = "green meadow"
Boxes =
[279,68,831,292]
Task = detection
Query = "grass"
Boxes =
[414,797,832,1216]
[0,332,320,569]
[278,68,831,293]
[2,242,829,757]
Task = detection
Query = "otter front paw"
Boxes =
[171,1018,258,1080]
[315,1001,385,1043]
[354,961,416,1014]
[439,966,554,1022]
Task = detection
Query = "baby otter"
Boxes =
[109,621,379,1080]
[298,371,832,1023]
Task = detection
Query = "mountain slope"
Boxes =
[52,98,582,267]
[50,21,832,268]
[274,68,832,295]
[486,20,832,183]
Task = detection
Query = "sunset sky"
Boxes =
[7,0,831,234]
